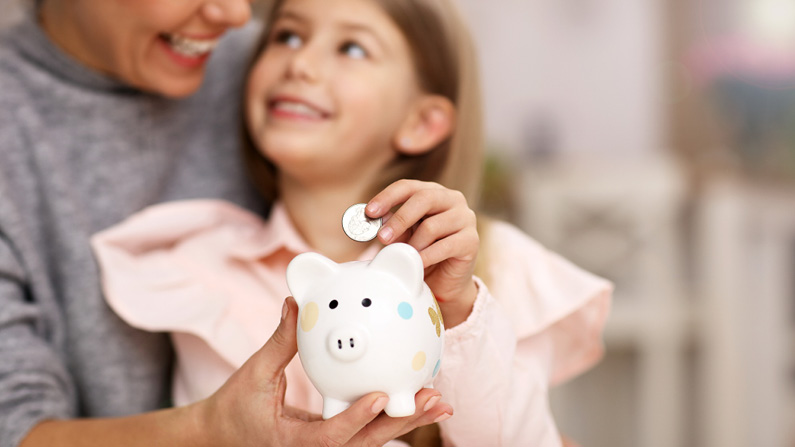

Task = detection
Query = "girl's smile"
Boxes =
[268,94,333,122]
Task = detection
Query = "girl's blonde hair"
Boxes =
[242,0,485,208]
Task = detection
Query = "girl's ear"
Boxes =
[393,94,456,156]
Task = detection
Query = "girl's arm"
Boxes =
[433,221,612,446]
[433,281,566,446]
[366,183,611,445]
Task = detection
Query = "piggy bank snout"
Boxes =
[326,327,369,362]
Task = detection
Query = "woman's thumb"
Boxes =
[256,296,300,379]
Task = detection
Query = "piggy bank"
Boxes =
[286,243,444,419]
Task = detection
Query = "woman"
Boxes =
[0,1,445,445]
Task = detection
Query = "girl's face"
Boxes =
[41,0,252,97]
[245,0,422,189]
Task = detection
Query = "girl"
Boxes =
[92,0,612,445]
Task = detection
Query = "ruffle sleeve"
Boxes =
[91,200,326,409]
[90,199,274,369]
[484,220,612,385]
[434,220,612,446]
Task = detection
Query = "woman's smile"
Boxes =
[157,32,222,68]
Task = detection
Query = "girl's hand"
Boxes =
[194,296,452,446]
[367,179,479,328]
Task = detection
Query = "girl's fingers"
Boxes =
[376,188,466,245]
[419,229,479,268]
[366,180,444,218]
[406,208,475,254]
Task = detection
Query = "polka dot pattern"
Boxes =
[300,302,319,332]
[398,302,413,320]
[412,351,427,371]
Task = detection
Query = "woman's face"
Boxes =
[245,0,421,188]
[41,0,252,97]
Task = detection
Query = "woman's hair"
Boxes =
[242,0,485,208]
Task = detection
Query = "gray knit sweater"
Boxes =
[0,10,265,447]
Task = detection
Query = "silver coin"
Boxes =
[342,203,382,242]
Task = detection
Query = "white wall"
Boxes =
[2,0,667,163]
[456,0,665,160]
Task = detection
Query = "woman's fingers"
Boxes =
[283,405,323,422]
[201,296,455,446]
[251,297,300,382]
[294,393,389,446]
[286,390,451,446]
[408,389,453,428]
[349,389,453,445]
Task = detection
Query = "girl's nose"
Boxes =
[286,46,321,83]
[201,0,252,28]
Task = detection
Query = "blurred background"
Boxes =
[3,0,794,445]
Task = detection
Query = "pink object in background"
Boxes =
[688,36,795,87]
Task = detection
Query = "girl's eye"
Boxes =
[274,30,303,49]
[340,41,367,59]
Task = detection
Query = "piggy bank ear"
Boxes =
[368,243,424,297]
[286,252,340,305]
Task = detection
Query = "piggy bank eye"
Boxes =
[361,298,372,307]
[329,300,339,309]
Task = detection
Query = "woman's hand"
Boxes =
[367,180,479,328]
[20,297,450,447]
[193,296,453,446]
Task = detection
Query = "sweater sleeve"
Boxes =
[0,123,76,447]
[0,235,75,447]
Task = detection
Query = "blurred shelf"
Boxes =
[695,178,795,447]
[604,298,694,349]
[517,155,689,447]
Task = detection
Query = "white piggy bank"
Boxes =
[286,243,445,419]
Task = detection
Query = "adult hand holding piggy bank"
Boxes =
[286,243,445,419]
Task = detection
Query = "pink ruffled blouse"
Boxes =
[91,200,611,447]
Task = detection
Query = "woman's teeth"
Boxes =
[273,101,324,118]
[162,33,220,57]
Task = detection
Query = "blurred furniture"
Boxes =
[695,179,795,447]
[517,155,690,447]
